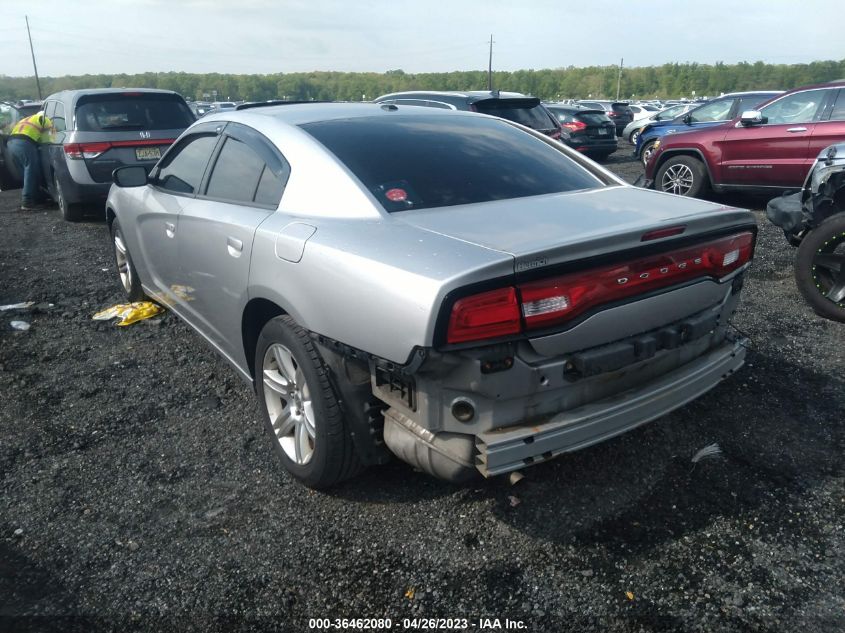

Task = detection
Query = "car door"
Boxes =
[176,123,289,364]
[717,89,828,187]
[137,124,222,306]
[0,103,23,190]
[809,88,845,167]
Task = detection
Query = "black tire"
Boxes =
[654,155,710,198]
[640,140,659,166]
[54,173,84,222]
[794,213,845,323]
[110,219,146,301]
[255,315,363,488]
[630,130,640,145]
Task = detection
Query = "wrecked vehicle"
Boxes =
[106,102,756,488]
[767,143,845,322]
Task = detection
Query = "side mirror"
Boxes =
[740,110,766,126]
[113,165,148,187]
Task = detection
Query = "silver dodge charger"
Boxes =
[106,102,756,488]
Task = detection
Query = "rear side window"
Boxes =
[155,134,217,195]
[301,114,603,213]
[206,137,266,203]
[474,101,557,131]
[611,103,632,114]
[76,93,195,132]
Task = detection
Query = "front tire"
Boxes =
[655,155,709,198]
[255,315,363,488]
[630,130,640,145]
[795,213,845,322]
[640,140,659,166]
[110,219,146,301]
[54,173,84,222]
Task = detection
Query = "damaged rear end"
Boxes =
[372,191,756,481]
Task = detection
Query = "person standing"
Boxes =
[8,110,53,211]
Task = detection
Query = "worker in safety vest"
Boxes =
[8,111,53,211]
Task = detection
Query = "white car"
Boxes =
[628,104,659,121]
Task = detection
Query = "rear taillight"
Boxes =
[562,120,587,133]
[447,287,521,344]
[64,142,111,159]
[63,138,174,160]
[445,232,754,344]
[607,111,619,118]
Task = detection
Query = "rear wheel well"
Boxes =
[242,298,286,381]
[655,150,713,185]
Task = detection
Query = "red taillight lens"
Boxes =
[447,287,521,344]
[519,232,754,329]
[444,232,754,344]
[562,120,587,132]
[64,142,110,159]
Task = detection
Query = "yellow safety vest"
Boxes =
[11,112,53,143]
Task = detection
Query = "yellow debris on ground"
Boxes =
[92,302,164,326]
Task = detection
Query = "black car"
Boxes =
[373,90,562,139]
[545,104,617,160]
[574,100,634,136]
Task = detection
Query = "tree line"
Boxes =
[2,59,843,103]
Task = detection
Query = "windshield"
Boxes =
[301,115,602,213]
[76,93,195,131]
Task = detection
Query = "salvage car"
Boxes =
[766,143,845,322]
[106,102,756,488]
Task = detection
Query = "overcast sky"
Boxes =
[0,0,840,77]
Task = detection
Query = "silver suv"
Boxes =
[0,88,194,220]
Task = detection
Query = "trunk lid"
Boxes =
[398,185,754,272]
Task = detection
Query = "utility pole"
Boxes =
[616,57,623,101]
[487,34,494,92]
[25,16,42,100]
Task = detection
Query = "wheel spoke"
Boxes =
[294,422,306,462]
[272,408,296,437]
[814,253,844,275]
[263,368,291,398]
[826,281,845,303]
[274,346,297,384]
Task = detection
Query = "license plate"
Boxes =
[597,128,609,136]
[135,147,161,161]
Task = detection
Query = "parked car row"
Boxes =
[640,81,845,199]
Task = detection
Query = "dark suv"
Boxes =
[574,101,634,136]
[374,91,562,139]
[545,104,617,159]
[0,88,195,220]
[642,81,845,198]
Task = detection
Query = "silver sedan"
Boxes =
[107,103,756,488]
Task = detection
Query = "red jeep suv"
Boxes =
[643,81,845,198]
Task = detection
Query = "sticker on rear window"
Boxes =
[372,180,420,211]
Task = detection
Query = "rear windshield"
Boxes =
[300,115,602,212]
[473,100,557,131]
[575,112,610,125]
[75,93,194,132]
[611,103,632,113]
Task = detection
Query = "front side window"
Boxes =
[761,89,827,125]
[155,134,218,195]
[301,114,603,213]
[53,102,67,132]
[687,99,733,123]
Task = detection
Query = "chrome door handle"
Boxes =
[787,127,807,133]
[165,222,176,238]
[227,236,243,258]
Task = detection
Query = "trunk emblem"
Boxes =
[140,131,151,138]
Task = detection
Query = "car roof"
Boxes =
[203,102,483,127]
[376,90,531,101]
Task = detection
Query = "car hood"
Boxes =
[397,185,754,272]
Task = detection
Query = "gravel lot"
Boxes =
[1,143,843,633]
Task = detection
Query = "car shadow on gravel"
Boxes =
[483,348,843,551]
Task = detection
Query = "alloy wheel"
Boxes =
[262,343,316,465]
[660,163,695,195]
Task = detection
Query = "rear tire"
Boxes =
[654,155,710,198]
[54,173,84,222]
[255,315,364,489]
[795,213,845,323]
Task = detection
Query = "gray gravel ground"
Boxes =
[1,142,843,633]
